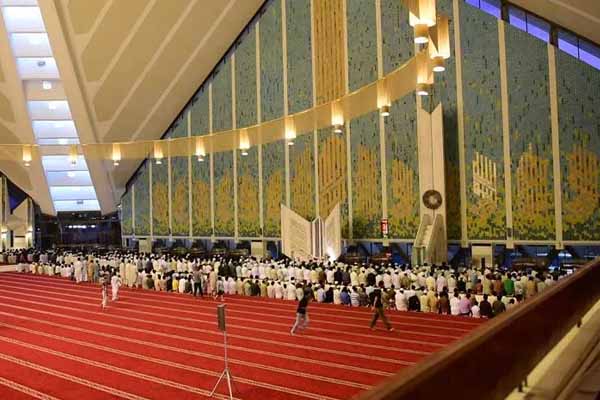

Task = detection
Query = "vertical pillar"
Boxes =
[498,20,514,248]
[548,44,563,248]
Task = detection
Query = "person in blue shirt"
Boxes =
[340,286,351,306]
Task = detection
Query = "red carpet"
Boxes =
[0,272,484,399]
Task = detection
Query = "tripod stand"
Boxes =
[210,320,235,399]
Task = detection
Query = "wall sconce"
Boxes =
[195,137,206,162]
[331,102,344,133]
[409,0,437,44]
[429,15,450,72]
[239,129,250,156]
[285,117,296,146]
[377,81,391,117]
[69,145,78,166]
[154,142,163,165]
[112,143,121,166]
[22,145,32,167]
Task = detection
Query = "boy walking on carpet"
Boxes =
[370,281,394,332]
[99,273,109,310]
[291,287,312,335]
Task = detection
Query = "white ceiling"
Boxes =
[0,0,263,215]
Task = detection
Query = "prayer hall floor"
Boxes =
[0,272,483,399]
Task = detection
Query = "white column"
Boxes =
[375,0,388,237]
[282,0,291,207]
[209,83,215,240]
[187,110,193,239]
[498,20,514,248]
[231,55,239,241]
[548,44,563,248]
[453,0,468,247]
[256,23,264,239]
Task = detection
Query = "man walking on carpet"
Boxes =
[291,288,312,335]
[370,281,394,332]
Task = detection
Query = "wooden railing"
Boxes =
[357,258,600,400]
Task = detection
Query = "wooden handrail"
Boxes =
[357,259,600,400]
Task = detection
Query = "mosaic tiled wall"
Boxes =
[382,0,419,239]
[212,62,235,237]
[170,118,189,236]
[557,50,600,240]
[190,88,212,236]
[286,0,312,115]
[120,188,132,235]
[134,162,150,236]
[287,0,315,220]
[235,27,260,238]
[152,154,169,236]
[460,4,505,240]
[506,25,555,240]
[260,0,284,238]
[348,0,381,238]
[437,0,461,240]
[121,0,600,245]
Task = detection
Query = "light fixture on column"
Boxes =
[22,145,32,167]
[429,15,450,72]
[48,101,57,110]
[154,141,163,165]
[42,80,52,90]
[195,137,206,162]
[331,102,344,133]
[239,129,250,156]
[409,0,437,44]
[69,145,78,166]
[112,143,121,166]
[416,51,433,96]
[377,80,391,117]
[285,117,296,146]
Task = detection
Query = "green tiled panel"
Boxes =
[460,2,505,240]
[506,24,554,240]
[557,50,600,240]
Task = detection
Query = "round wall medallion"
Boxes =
[423,190,443,210]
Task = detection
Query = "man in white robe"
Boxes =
[111,273,122,301]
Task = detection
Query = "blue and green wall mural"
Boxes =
[120,0,600,246]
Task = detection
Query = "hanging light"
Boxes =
[331,102,344,133]
[22,145,32,167]
[195,137,206,162]
[153,141,163,165]
[409,0,437,44]
[285,117,296,145]
[429,15,450,72]
[377,80,391,117]
[112,143,121,166]
[416,51,433,96]
[239,129,250,156]
[69,145,78,166]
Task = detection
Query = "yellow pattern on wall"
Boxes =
[513,143,553,235]
[238,164,259,236]
[265,172,284,236]
[388,159,418,229]
[171,180,188,235]
[318,133,346,219]
[152,182,169,234]
[564,144,600,226]
[313,0,346,105]
[192,179,211,234]
[291,145,314,220]
[353,145,380,224]
[214,173,234,233]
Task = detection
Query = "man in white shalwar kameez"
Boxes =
[74,258,83,283]
[111,273,122,301]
